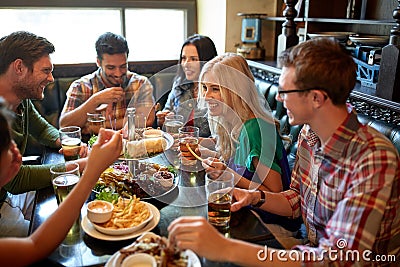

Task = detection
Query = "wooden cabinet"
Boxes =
[304,0,396,37]
[265,0,398,57]
[262,0,400,102]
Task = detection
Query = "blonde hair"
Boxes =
[198,53,280,161]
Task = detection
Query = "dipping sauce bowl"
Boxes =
[87,200,113,224]
[121,253,157,267]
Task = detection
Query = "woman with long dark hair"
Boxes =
[156,34,217,137]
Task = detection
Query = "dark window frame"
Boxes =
[0,0,196,39]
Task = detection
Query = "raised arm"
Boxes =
[0,129,122,267]
[168,216,301,267]
[59,81,124,129]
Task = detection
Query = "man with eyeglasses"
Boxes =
[59,32,155,137]
[167,38,399,266]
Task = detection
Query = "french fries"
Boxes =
[97,196,150,229]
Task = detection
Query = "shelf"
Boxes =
[263,17,396,26]
[263,16,304,22]
[246,60,400,124]
[305,18,396,26]
[351,89,400,114]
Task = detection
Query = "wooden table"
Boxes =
[28,149,272,267]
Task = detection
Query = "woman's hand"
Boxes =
[156,110,174,126]
[168,216,229,261]
[7,141,22,181]
[202,157,227,178]
[87,128,122,169]
[196,144,217,159]
[198,137,216,150]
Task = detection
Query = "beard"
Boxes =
[15,77,45,101]
[102,71,127,87]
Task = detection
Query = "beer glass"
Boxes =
[50,162,81,244]
[164,114,184,135]
[164,114,184,151]
[178,126,199,166]
[50,162,80,205]
[59,126,81,161]
[206,171,234,233]
[87,113,105,136]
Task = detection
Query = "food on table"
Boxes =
[143,129,163,139]
[89,200,113,213]
[86,200,114,223]
[153,171,173,180]
[125,137,167,159]
[88,134,98,147]
[121,253,156,267]
[93,163,176,200]
[119,233,188,267]
[95,189,119,203]
[96,196,150,229]
[153,171,174,188]
[133,127,153,140]
[122,127,171,159]
[125,127,160,143]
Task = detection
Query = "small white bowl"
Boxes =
[87,200,113,224]
[121,253,157,267]
[153,171,174,188]
[91,201,153,236]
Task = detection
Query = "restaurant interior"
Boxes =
[0,0,399,266]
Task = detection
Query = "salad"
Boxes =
[88,135,98,147]
[93,162,177,201]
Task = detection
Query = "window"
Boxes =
[0,1,194,64]
[125,9,185,61]
[0,8,121,64]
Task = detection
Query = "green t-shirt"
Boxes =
[234,118,284,174]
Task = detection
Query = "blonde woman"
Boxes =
[198,53,300,233]
[169,38,399,267]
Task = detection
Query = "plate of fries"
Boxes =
[81,208,160,241]
[90,197,153,236]
[105,232,201,267]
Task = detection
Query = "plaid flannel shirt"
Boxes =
[62,68,154,131]
[281,109,400,266]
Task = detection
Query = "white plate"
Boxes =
[119,132,174,161]
[91,202,154,236]
[105,232,201,267]
[81,202,160,241]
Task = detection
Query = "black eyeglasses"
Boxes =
[277,87,323,98]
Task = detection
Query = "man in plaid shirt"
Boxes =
[167,38,399,266]
[60,32,155,135]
